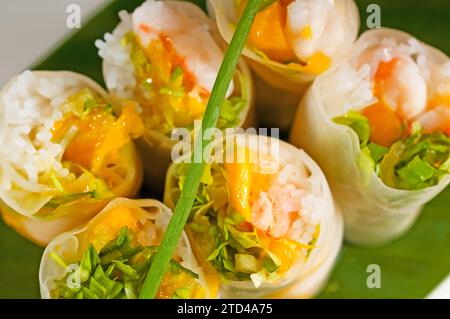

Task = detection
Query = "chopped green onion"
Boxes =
[235,254,261,274]
[397,155,436,186]
[262,256,280,273]
[112,260,138,278]
[138,0,262,299]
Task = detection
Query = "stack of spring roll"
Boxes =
[1,0,449,299]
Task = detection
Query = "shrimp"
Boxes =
[132,0,233,96]
[417,104,450,136]
[285,0,344,62]
[357,46,428,119]
[252,183,303,239]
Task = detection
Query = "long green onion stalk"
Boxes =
[139,0,265,298]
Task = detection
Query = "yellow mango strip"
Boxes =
[55,101,143,172]
[83,205,139,251]
[362,102,405,147]
[224,154,253,222]
[258,230,303,274]
[157,268,206,299]
[361,59,405,147]
[224,146,273,223]
[287,52,331,75]
[91,101,144,171]
[245,0,296,62]
[427,94,450,110]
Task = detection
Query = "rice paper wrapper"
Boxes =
[164,134,343,298]
[39,198,214,299]
[0,71,143,246]
[101,1,256,196]
[207,0,360,131]
[290,29,450,246]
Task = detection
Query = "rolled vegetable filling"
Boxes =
[97,0,248,136]
[170,144,320,287]
[50,90,142,202]
[332,38,450,190]
[0,71,143,216]
[46,203,205,299]
[236,0,346,74]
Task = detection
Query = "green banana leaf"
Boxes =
[0,0,449,299]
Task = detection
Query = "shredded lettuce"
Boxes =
[234,254,261,274]
[62,89,112,120]
[333,110,370,146]
[217,97,247,129]
[123,32,247,136]
[51,227,202,299]
[45,191,96,208]
[334,111,450,190]
[46,167,113,208]
[380,132,450,190]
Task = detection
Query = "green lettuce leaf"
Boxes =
[333,110,370,146]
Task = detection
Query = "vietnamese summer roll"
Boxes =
[39,198,213,299]
[0,71,143,246]
[207,0,359,131]
[164,134,342,298]
[290,28,450,246]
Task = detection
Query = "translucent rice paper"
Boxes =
[290,28,450,246]
[101,1,255,196]
[207,0,360,132]
[0,71,143,246]
[40,198,214,299]
[164,134,343,298]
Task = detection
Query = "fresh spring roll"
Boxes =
[40,198,213,299]
[0,71,143,246]
[207,0,359,131]
[96,0,255,195]
[164,134,342,298]
[290,28,450,246]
